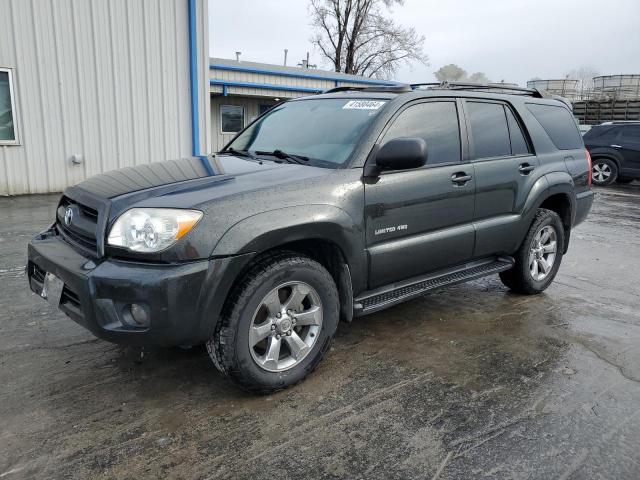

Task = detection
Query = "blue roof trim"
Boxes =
[210,79,323,94]
[188,0,200,156]
[210,63,398,86]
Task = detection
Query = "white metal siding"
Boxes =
[0,0,210,195]
[209,67,378,99]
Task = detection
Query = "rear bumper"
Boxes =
[574,189,594,227]
[27,227,252,347]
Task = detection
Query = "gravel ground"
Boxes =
[1,184,639,479]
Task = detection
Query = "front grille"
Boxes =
[78,204,98,221]
[56,196,99,256]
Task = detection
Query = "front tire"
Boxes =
[500,209,565,295]
[207,251,339,394]
[591,158,618,186]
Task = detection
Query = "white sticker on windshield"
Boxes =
[342,100,386,110]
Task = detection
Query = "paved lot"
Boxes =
[1,185,640,479]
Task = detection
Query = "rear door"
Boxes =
[616,125,640,175]
[364,99,476,289]
[463,99,539,257]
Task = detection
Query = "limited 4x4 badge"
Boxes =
[375,224,408,235]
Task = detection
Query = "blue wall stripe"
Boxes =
[210,79,324,94]
[188,0,200,156]
[210,63,399,86]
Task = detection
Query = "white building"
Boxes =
[0,1,396,195]
[208,58,397,152]
[0,0,210,196]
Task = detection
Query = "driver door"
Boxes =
[365,100,476,289]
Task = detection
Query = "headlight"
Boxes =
[107,208,203,253]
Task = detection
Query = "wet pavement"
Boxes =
[1,184,639,479]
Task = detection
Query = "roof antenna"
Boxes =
[235,51,242,62]
[284,49,288,66]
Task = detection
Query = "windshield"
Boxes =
[225,98,388,167]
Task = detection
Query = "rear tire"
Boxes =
[591,158,618,186]
[500,209,565,295]
[207,251,339,394]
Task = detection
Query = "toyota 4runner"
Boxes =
[27,83,594,393]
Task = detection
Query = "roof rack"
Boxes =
[323,84,413,94]
[410,81,554,99]
[599,120,640,125]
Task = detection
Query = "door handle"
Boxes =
[611,144,621,148]
[518,163,535,175]
[451,172,472,185]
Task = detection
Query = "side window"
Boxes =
[619,126,640,143]
[505,107,531,155]
[381,101,461,165]
[220,105,244,134]
[467,101,511,159]
[526,103,583,150]
[0,68,18,145]
[583,126,615,142]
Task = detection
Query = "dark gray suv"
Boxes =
[27,83,593,392]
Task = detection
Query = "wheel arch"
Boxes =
[539,192,572,253]
[590,152,622,169]
[211,204,366,322]
[520,173,575,253]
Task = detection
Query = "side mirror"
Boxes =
[375,137,428,171]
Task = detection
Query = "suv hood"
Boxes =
[67,155,333,212]
[73,155,297,199]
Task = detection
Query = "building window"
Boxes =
[220,105,244,134]
[0,68,18,145]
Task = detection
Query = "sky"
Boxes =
[209,0,640,86]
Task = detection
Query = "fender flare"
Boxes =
[589,151,623,169]
[520,171,576,252]
[212,204,367,292]
[523,172,576,221]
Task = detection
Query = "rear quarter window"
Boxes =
[526,103,583,150]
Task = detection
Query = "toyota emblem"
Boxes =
[64,207,74,226]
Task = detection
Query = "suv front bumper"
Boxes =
[27,227,250,347]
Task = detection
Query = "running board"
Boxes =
[353,257,514,316]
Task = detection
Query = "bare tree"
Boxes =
[434,64,491,84]
[309,0,428,79]
[565,65,600,94]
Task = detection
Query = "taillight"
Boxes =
[585,149,592,187]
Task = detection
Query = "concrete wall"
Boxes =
[210,95,278,152]
[0,0,210,195]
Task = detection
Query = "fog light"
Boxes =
[129,303,149,326]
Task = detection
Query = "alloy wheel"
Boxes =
[592,162,612,183]
[249,281,323,372]
[528,225,557,281]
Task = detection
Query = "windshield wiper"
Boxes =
[255,149,309,165]
[223,147,262,163]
